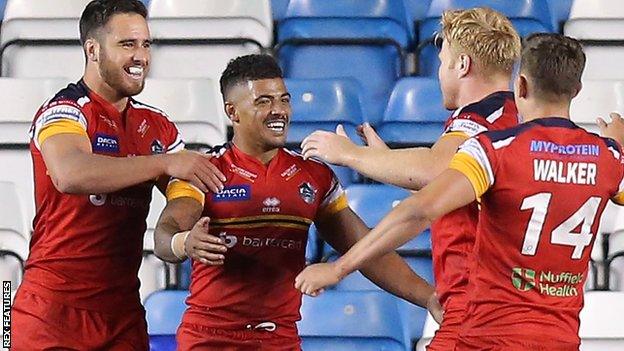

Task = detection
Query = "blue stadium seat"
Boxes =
[271,0,290,21]
[377,77,448,145]
[277,0,411,124]
[417,0,553,76]
[298,290,408,351]
[145,290,187,351]
[285,78,364,144]
[547,0,573,32]
[402,0,432,37]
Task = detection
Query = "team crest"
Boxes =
[151,139,164,154]
[298,182,317,204]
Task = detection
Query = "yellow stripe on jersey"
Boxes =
[38,119,88,146]
[441,131,470,139]
[211,214,313,225]
[613,192,624,206]
[449,152,490,198]
[166,179,205,205]
[319,193,349,216]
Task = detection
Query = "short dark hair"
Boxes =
[219,54,283,97]
[79,0,148,44]
[520,33,586,102]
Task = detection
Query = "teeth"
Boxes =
[267,121,286,131]
[128,66,143,75]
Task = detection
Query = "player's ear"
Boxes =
[517,74,528,99]
[84,38,99,62]
[571,82,582,99]
[457,53,470,78]
[224,102,239,124]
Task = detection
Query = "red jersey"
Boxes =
[432,91,519,307]
[450,117,624,347]
[167,143,347,333]
[22,79,183,312]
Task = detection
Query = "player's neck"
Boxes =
[231,135,278,165]
[83,69,128,112]
[520,100,571,122]
[456,76,510,108]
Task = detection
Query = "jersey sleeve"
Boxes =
[442,112,489,139]
[448,137,496,198]
[32,100,89,150]
[166,179,205,205]
[317,171,349,217]
[161,116,185,154]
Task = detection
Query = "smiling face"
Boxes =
[95,13,151,97]
[226,78,292,151]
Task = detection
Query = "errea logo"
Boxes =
[262,197,281,213]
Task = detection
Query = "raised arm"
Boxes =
[295,169,476,295]
[301,127,466,190]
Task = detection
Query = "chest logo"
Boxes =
[99,114,117,129]
[280,164,300,181]
[137,119,150,137]
[151,139,164,154]
[230,164,258,183]
[262,197,281,213]
[93,133,119,154]
[298,182,317,204]
[213,185,251,202]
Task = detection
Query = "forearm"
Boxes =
[334,197,432,278]
[54,152,167,194]
[154,220,187,263]
[360,252,434,308]
[154,198,203,263]
[345,147,440,190]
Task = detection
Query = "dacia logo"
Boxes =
[213,185,251,202]
[92,133,119,153]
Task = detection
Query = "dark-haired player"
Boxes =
[154,54,442,350]
[10,1,225,349]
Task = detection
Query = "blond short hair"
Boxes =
[442,7,521,75]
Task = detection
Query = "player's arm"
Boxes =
[153,180,227,263]
[301,127,466,190]
[296,166,482,294]
[314,206,443,321]
[40,133,225,194]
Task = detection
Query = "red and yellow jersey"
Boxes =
[450,117,624,344]
[24,79,183,312]
[432,91,519,307]
[166,143,348,331]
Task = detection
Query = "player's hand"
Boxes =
[597,112,624,146]
[301,125,357,165]
[356,122,389,149]
[426,292,444,324]
[164,151,226,193]
[294,262,342,296]
[185,217,228,265]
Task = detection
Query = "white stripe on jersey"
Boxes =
[320,175,345,208]
[486,106,504,123]
[458,138,495,186]
[32,103,88,150]
[166,135,185,154]
[492,136,515,150]
[130,100,169,118]
[608,146,621,160]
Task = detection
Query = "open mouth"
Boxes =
[124,66,144,80]
[265,119,287,133]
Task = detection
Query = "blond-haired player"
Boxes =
[300,7,521,350]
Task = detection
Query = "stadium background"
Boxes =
[0,0,623,350]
